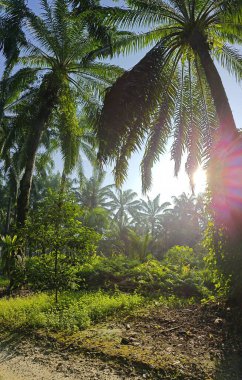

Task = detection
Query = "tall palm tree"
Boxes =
[96,0,242,233]
[2,0,123,226]
[139,195,170,237]
[0,73,40,229]
[162,192,201,247]
[76,169,113,209]
[0,0,28,67]
[106,188,140,228]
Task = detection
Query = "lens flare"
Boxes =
[193,167,207,193]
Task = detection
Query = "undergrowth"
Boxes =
[0,276,9,288]
[0,291,144,332]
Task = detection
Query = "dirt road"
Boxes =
[0,332,148,380]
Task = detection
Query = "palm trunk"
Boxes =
[60,170,67,194]
[5,196,12,234]
[195,42,238,139]
[193,36,242,303]
[17,75,60,227]
[192,37,242,236]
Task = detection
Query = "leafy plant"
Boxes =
[21,190,100,301]
[0,234,24,290]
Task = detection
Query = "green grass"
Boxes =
[0,276,9,288]
[0,291,144,332]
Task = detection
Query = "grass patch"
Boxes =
[0,291,144,332]
[0,276,9,288]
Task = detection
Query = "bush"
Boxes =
[25,253,78,291]
[23,246,215,300]
[15,191,101,298]
[73,248,214,299]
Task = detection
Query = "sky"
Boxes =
[9,1,242,202]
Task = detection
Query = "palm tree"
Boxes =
[76,169,113,210]
[0,0,28,67]
[127,229,153,261]
[163,192,201,247]
[106,188,140,229]
[1,0,123,226]
[0,75,39,230]
[96,0,242,233]
[138,195,170,237]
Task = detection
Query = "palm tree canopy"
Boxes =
[139,194,170,235]
[0,0,126,226]
[96,0,242,191]
[139,195,170,217]
[14,0,123,172]
[106,188,140,227]
[0,0,28,67]
[76,169,113,209]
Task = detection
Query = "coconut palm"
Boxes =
[2,0,123,226]
[97,0,242,200]
[138,195,170,237]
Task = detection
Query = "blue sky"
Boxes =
[7,1,242,201]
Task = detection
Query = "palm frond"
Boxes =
[97,41,176,164]
[215,44,242,82]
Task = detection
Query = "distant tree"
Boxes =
[138,195,170,237]
[161,193,202,249]
[76,169,113,210]
[106,188,140,229]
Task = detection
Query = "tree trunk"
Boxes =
[193,36,242,239]
[191,35,238,138]
[17,75,60,227]
[5,196,12,234]
[193,35,242,304]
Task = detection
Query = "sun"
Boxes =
[193,167,207,193]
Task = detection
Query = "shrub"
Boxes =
[74,248,214,299]
[17,191,101,299]
[23,247,215,300]
[25,253,78,291]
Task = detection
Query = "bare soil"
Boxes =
[0,302,242,380]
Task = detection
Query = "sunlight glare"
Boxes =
[193,167,207,193]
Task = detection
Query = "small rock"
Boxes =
[121,337,130,345]
[126,323,131,329]
[173,360,181,365]
[56,362,64,371]
[214,318,224,324]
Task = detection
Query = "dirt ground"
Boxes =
[0,332,148,380]
[0,302,242,380]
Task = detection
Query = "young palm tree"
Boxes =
[2,0,123,226]
[97,0,242,234]
[139,195,170,237]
